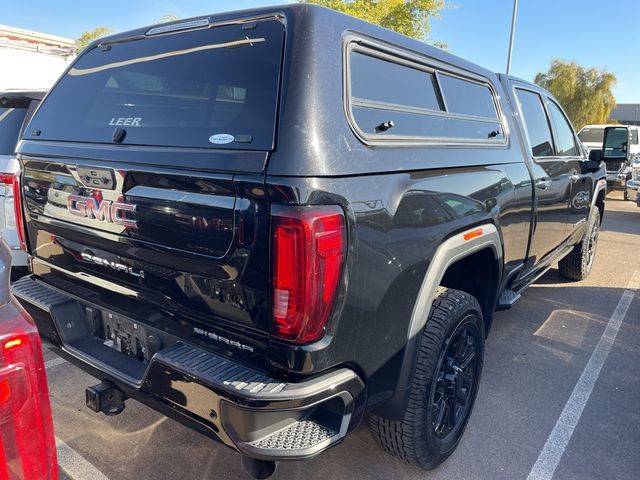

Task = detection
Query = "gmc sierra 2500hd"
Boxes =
[11,4,605,478]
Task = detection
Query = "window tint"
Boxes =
[350,52,441,110]
[348,48,505,143]
[515,89,554,157]
[28,20,283,150]
[438,74,497,118]
[547,101,578,156]
[0,107,28,155]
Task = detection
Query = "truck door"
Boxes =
[545,98,592,241]
[513,87,571,262]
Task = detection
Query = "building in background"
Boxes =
[0,25,75,91]
[610,103,640,126]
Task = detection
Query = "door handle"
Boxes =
[570,174,581,183]
[536,179,552,190]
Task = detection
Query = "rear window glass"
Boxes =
[0,107,28,155]
[27,20,284,150]
[350,52,442,111]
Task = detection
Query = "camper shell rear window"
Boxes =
[27,18,284,150]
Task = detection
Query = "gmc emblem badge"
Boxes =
[67,195,137,228]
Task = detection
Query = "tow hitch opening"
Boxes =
[86,381,127,416]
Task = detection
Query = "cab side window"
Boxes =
[515,89,554,157]
[547,100,578,156]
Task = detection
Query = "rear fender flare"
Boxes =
[407,223,503,341]
[374,223,503,420]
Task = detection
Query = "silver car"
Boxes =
[0,90,46,268]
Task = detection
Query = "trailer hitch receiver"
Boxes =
[86,381,126,416]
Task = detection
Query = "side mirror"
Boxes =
[602,126,631,161]
[588,149,602,162]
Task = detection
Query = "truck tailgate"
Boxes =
[21,154,271,335]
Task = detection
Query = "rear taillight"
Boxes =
[13,174,26,251]
[0,304,57,479]
[0,175,13,189]
[271,206,346,343]
[0,174,26,251]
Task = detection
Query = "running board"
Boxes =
[496,289,521,310]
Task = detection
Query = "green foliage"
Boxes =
[76,27,112,53]
[534,60,617,130]
[303,0,445,40]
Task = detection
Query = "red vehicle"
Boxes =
[0,238,57,479]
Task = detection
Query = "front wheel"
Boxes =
[558,207,600,281]
[369,287,485,470]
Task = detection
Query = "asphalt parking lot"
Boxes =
[43,192,640,480]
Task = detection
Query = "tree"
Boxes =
[76,27,112,53]
[534,60,617,130]
[303,0,445,40]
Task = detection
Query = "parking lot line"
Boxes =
[527,271,640,480]
[56,437,110,480]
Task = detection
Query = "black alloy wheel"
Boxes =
[431,320,481,439]
[369,288,485,470]
[586,220,599,270]
[559,207,601,281]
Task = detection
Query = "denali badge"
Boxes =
[80,252,145,278]
[67,195,137,228]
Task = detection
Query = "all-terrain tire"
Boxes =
[558,207,600,281]
[368,287,485,470]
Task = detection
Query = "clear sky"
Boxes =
[2,0,638,102]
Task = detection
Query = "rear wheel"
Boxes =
[558,207,600,281]
[369,287,485,470]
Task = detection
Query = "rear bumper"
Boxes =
[12,275,365,460]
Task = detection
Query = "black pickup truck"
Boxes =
[12,4,605,478]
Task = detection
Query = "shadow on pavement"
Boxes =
[599,209,640,236]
